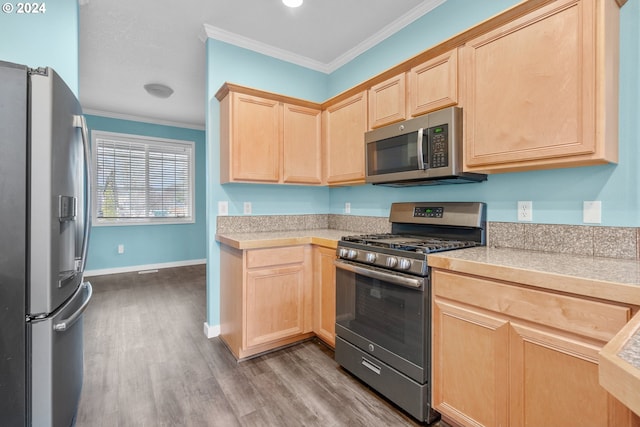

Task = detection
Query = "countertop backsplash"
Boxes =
[488,222,640,260]
[217,214,640,261]
[216,214,391,235]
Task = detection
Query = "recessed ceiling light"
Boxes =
[144,83,174,99]
[282,0,303,7]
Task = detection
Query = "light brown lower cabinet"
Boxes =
[220,244,314,359]
[313,246,336,347]
[432,269,640,427]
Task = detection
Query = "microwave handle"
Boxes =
[416,127,426,170]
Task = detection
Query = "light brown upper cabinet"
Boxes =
[220,90,281,183]
[368,73,407,129]
[283,104,322,184]
[462,0,620,173]
[217,83,323,184]
[409,48,459,117]
[322,91,368,186]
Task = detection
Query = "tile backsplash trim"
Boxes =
[217,215,640,260]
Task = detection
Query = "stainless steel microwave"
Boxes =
[365,107,486,186]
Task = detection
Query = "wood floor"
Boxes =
[76,265,446,427]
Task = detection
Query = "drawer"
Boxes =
[432,269,631,342]
[246,245,305,269]
[335,337,431,422]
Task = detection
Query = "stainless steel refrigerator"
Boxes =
[0,60,93,426]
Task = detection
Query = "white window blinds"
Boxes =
[92,131,195,225]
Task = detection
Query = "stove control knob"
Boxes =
[338,248,349,258]
[347,249,358,259]
[365,252,377,263]
[386,256,398,268]
[398,258,411,271]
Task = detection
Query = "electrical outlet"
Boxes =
[117,244,124,254]
[243,202,252,215]
[518,201,532,221]
[345,202,351,214]
[218,201,228,216]
[583,201,601,224]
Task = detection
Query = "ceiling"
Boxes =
[79,0,445,129]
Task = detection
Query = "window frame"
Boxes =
[91,130,196,227]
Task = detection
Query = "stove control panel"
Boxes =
[398,258,412,271]
[336,244,428,276]
[413,206,444,218]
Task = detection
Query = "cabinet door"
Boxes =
[433,268,638,427]
[509,322,637,427]
[432,297,510,427]
[283,103,322,184]
[313,246,336,347]
[323,91,367,185]
[369,73,407,129]
[463,0,616,173]
[245,264,306,348]
[226,92,281,182]
[409,48,458,117]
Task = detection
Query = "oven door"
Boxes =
[334,259,428,383]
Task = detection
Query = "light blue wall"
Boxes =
[206,40,330,326]
[328,0,640,227]
[0,0,79,94]
[85,115,207,271]
[206,1,640,328]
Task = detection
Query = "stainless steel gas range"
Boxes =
[334,201,486,423]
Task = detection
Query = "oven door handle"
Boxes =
[334,260,424,289]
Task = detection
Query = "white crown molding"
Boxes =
[83,108,205,131]
[328,0,447,71]
[203,24,332,73]
[203,0,447,74]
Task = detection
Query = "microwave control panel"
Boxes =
[428,124,448,168]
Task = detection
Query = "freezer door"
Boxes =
[0,60,29,427]
[29,68,89,315]
[30,281,92,427]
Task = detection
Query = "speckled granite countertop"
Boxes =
[600,311,640,416]
[215,229,352,250]
[428,246,640,305]
[619,328,640,369]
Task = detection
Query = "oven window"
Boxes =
[336,268,425,366]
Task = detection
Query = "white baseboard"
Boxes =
[84,258,206,277]
[204,322,220,338]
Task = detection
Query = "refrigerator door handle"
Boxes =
[53,282,92,332]
[73,114,91,274]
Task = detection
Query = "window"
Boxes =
[92,131,195,225]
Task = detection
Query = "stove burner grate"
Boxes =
[341,234,478,254]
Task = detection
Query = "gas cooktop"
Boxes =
[340,233,479,254]
[336,202,486,276]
